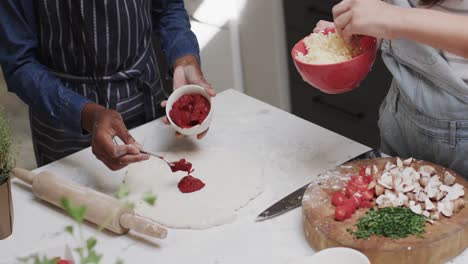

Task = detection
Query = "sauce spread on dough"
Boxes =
[169,94,210,128]
[170,158,194,173]
[177,175,206,193]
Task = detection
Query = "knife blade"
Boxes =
[255,149,382,222]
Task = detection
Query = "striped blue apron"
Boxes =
[32,0,166,166]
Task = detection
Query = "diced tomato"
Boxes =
[348,180,368,193]
[351,194,362,208]
[365,175,374,184]
[359,166,367,177]
[345,184,359,198]
[343,199,357,216]
[360,200,372,208]
[361,190,375,201]
[334,206,348,221]
[331,192,346,206]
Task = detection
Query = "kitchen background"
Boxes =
[0,0,392,170]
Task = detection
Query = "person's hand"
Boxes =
[313,20,335,33]
[81,103,149,171]
[161,54,216,140]
[332,0,399,42]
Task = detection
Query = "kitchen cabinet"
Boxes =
[283,0,393,148]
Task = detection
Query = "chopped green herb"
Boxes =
[347,207,426,239]
[65,225,74,234]
[60,198,87,223]
[115,184,131,199]
[142,192,157,206]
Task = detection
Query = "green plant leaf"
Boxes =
[115,258,124,264]
[75,247,84,256]
[83,250,102,264]
[115,185,130,199]
[60,198,87,223]
[65,225,74,234]
[124,202,135,209]
[142,192,157,206]
[0,110,15,179]
[86,237,97,251]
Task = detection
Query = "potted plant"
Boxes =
[0,111,14,240]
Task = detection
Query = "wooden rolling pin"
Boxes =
[12,168,167,239]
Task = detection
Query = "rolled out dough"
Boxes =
[124,150,264,229]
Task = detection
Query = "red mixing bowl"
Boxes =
[291,29,377,94]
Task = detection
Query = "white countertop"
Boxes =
[1,90,466,263]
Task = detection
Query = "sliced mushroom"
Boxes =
[426,187,439,199]
[434,191,447,201]
[410,204,422,215]
[453,198,465,213]
[409,200,416,207]
[385,162,395,171]
[443,171,456,186]
[422,210,430,218]
[429,175,442,188]
[419,165,436,177]
[378,172,393,189]
[402,167,415,182]
[407,193,417,202]
[396,193,409,207]
[413,183,422,194]
[365,167,372,176]
[375,184,385,196]
[397,158,404,168]
[393,174,403,191]
[417,192,428,202]
[368,180,376,190]
[403,157,414,165]
[419,176,430,187]
[398,182,415,193]
[373,165,379,175]
[441,201,454,217]
[430,213,440,220]
[376,195,392,208]
[446,188,465,201]
[425,198,436,211]
[440,183,465,201]
[411,170,421,181]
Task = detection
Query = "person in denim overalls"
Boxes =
[316,0,468,179]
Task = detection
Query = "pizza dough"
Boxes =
[124,151,264,229]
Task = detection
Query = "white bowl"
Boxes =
[311,248,370,264]
[289,247,370,264]
[166,85,213,136]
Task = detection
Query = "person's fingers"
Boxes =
[334,11,353,37]
[175,132,185,138]
[113,117,135,145]
[160,100,167,108]
[196,128,209,140]
[100,138,139,159]
[314,20,334,33]
[342,23,355,43]
[117,153,150,165]
[332,0,352,20]
[195,78,216,97]
[97,155,127,171]
[162,116,170,125]
[173,66,187,90]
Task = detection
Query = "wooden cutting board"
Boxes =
[303,157,468,264]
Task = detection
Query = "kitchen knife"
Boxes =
[256,149,382,222]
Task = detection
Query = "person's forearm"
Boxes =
[81,102,106,133]
[391,7,468,58]
[153,0,200,68]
